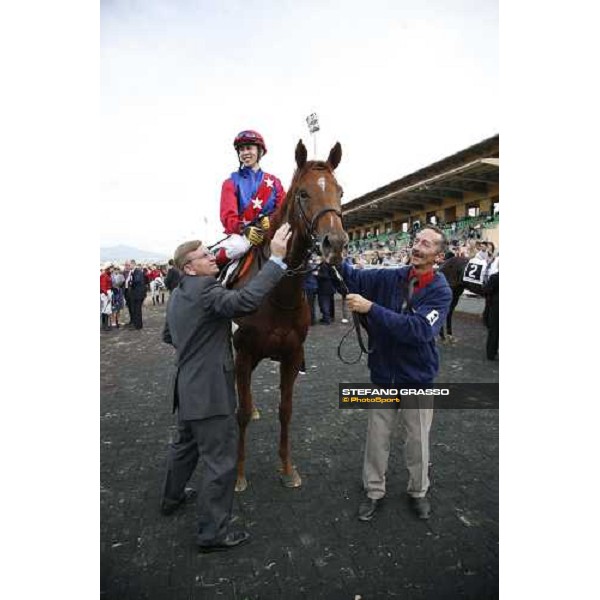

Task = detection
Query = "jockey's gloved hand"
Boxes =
[245,226,264,246]
[260,216,270,231]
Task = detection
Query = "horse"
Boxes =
[149,276,166,305]
[231,139,348,492]
[438,255,489,341]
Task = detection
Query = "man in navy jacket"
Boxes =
[342,226,452,521]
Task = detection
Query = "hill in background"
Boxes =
[100,245,170,264]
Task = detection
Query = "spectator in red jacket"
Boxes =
[100,264,113,332]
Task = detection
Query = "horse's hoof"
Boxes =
[235,476,248,493]
[251,407,261,420]
[280,468,302,488]
[449,336,458,344]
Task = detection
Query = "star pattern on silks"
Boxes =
[265,177,274,188]
[252,198,263,210]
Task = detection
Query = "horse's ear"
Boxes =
[295,140,307,169]
[327,142,342,170]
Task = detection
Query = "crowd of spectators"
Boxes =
[100,260,182,332]
[346,237,498,269]
[348,212,499,260]
[101,237,497,333]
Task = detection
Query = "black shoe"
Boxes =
[358,497,382,522]
[160,488,197,515]
[408,496,431,520]
[197,530,250,553]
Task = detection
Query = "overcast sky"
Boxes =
[100,0,498,256]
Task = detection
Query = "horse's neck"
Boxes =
[286,231,312,270]
[267,188,309,270]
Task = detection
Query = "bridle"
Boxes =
[295,190,343,247]
[281,179,343,277]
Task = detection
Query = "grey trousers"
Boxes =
[162,413,238,545]
[363,407,433,499]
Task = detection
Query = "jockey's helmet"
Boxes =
[234,130,267,156]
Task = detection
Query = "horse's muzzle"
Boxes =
[320,231,349,265]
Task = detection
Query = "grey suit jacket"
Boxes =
[162,259,285,420]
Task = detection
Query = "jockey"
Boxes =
[212,129,286,267]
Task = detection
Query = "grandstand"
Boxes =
[342,135,499,255]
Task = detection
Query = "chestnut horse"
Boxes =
[231,139,347,492]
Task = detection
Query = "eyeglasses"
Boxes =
[184,251,212,266]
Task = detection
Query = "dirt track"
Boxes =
[101,297,498,599]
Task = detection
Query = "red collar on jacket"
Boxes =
[408,267,435,292]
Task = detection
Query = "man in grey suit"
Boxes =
[161,223,291,553]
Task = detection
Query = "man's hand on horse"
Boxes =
[260,216,270,231]
[346,293,373,314]
[270,223,292,259]
[245,226,264,246]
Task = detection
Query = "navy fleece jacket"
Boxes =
[341,261,452,385]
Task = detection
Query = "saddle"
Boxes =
[219,245,269,289]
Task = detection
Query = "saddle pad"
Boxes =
[462,258,487,285]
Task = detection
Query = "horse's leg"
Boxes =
[446,302,454,339]
[447,287,463,341]
[278,350,302,488]
[234,352,256,492]
[439,315,447,342]
[440,289,455,342]
[482,294,491,328]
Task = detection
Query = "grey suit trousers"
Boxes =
[363,407,433,499]
[162,413,238,545]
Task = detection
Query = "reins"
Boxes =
[330,265,373,364]
[330,267,419,365]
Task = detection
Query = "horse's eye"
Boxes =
[339,187,344,198]
[299,190,310,199]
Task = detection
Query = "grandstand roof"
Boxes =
[342,134,499,229]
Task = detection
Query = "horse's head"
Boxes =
[286,140,348,266]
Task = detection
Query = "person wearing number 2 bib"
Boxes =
[212,130,286,268]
